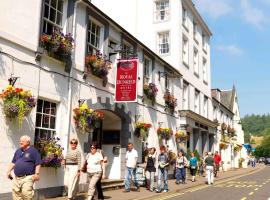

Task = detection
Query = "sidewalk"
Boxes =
[48,164,264,200]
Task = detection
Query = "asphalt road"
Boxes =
[150,166,270,200]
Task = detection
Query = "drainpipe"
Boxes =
[66,0,83,151]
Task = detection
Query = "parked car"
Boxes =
[264,158,270,165]
[259,157,265,163]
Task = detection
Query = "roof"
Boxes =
[220,86,236,111]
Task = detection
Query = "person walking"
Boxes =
[145,147,156,192]
[123,143,140,192]
[63,138,81,200]
[6,135,42,200]
[205,152,215,185]
[198,156,204,176]
[213,151,221,177]
[189,152,198,182]
[156,145,169,193]
[175,151,188,184]
[83,143,104,200]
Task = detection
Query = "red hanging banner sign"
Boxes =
[115,59,138,102]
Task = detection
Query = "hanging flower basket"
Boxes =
[219,142,228,150]
[234,146,242,152]
[221,123,227,131]
[164,89,177,114]
[143,83,158,105]
[85,52,112,87]
[73,103,104,133]
[168,151,177,165]
[157,128,173,140]
[0,85,36,125]
[134,122,152,141]
[35,137,64,168]
[40,30,74,64]
[175,130,187,143]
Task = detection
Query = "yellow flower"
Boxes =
[80,103,88,110]
[6,85,14,90]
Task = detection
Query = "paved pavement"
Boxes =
[48,164,265,200]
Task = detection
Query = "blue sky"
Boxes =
[193,0,270,117]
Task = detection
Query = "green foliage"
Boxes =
[254,135,270,158]
[241,114,270,137]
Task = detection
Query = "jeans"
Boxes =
[206,166,214,184]
[157,168,168,192]
[175,167,186,183]
[124,167,138,191]
[146,171,155,190]
[251,161,256,168]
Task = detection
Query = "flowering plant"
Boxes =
[134,122,152,141]
[234,146,242,152]
[157,128,173,140]
[73,103,104,133]
[35,137,64,168]
[0,85,36,125]
[175,130,187,143]
[221,123,227,131]
[219,142,228,150]
[143,83,158,105]
[40,30,74,63]
[164,90,177,114]
[85,52,112,86]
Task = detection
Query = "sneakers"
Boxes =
[123,190,130,193]
[163,190,168,193]
[155,189,161,193]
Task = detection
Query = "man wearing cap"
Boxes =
[6,135,42,199]
[204,152,215,185]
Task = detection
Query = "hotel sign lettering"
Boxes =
[115,59,138,102]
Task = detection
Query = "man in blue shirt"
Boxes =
[6,135,42,200]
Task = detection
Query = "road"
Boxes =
[148,166,270,200]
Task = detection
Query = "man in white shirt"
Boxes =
[123,143,140,192]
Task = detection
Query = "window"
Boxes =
[202,34,207,52]
[121,42,134,59]
[193,21,198,42]
[182,35,189,65]
[221,111,224,122]
[193,48,199,75]
[203,58,208,82]
[87,19,101,55]
[213,106,217,119]
[158,32,170,54]
[35,99,57,142]
[155,0,170,21]
[203,96,208,118]
[194,90,200,113]
[43,0,63,34]
[143,57,151,83]
[165,69,171,89]
[182,7,188,28]
[183,82,189,110]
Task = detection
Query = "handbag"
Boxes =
[81,154,89,173]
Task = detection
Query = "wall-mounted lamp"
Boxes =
[8,75,19,86]
[78,99,87,107]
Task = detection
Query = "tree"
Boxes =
[254,136,270,158]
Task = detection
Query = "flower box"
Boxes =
[73,103,104,133]
[164,90,177,114]
[157,127,173,140]
[40,30,74,71]
[0,85,36,125]
[35,137,64,168]
[143,83,158,105]
[85,52,112,87]
[134,122,152,141]
[175,130,187,143]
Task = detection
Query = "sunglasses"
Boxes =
[90,146,96,149]
[70,142,77,145]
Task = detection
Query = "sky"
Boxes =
[193,0,270,117]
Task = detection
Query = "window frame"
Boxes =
[143,56,151,84]
[154,0,170,22]
[202,57,208,83]
[203,96,208,118]
[157,31,170,55]
[193,47,199,76]
[182,82,189,110]
[194,89,200,113]
[182,7,188,29]
[193,20,199,43]
[35,99,58,142]
[86,18,103,55]
[182,35,189,67]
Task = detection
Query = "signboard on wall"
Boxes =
[115,59,138,102]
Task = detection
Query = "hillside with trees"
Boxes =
[241,114,270,136]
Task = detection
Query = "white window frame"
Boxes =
[203,58,208,83]
[213,106,217,119]
[35,99,57,141]
[183,83,189,110]
[87,18,103,55]
[43,0,64,34]
[193,21,198,42]
[221,111,224,123]
[121,41,133,59]
[154,0,170,22]
[202,34,207,53]
[182,7,188,29]
[194,90,200,113]
[164,69,171,90]
[193,47,199,76]
[182,35,189,66]
[158,31,170,55]
[143,56,152,83]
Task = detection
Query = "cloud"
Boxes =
[260,0,270,5]
[216,45,244,56]
[240,0,266,28]
[193,0,233,19]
